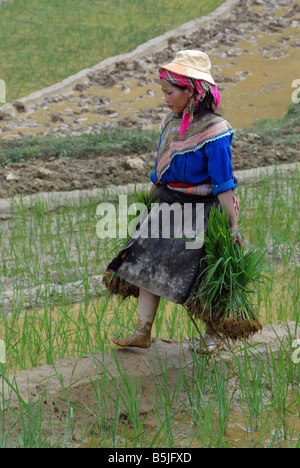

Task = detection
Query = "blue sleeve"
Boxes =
[150,170,158,184]
[205,135,237,196]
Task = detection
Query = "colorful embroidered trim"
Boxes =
[167,183,212,196]
[156,112,234,181]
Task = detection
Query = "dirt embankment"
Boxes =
[1,129,298,199]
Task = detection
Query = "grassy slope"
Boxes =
[0,0,224,101]
[0,103,299,167]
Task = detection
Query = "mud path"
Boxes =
[2,322,299,446]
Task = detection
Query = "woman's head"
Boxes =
[160,76,193,116]
[159,50,220,136]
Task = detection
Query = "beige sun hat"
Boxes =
[159,50,216,85]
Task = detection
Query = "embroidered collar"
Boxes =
[156,112,234,181]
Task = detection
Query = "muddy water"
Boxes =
[1,0,300,139]
[83,402,300,448]
[1,265,297,369]
[210,24,300,128]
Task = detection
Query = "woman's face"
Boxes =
[160,78,193,115]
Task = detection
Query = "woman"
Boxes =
[103,50,242,353]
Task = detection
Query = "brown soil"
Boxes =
[0,131,299,199]
[186,296,263,340]
[102,270,139,299]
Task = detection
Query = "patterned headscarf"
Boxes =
[160,69,220,137]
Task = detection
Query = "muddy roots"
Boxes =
[214,317,262,341]
[186,297,262,341]
[102,270,139,299]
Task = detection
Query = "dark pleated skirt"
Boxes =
[104,185,218,305]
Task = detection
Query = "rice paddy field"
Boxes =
[0,0,299,451]
[0,0,224,102]
[0,164,299,448]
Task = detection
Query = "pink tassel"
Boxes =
[210,85,220,109]
[179,111,191,137]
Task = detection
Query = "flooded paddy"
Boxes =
[0,164,298,447]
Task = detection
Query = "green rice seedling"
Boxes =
[233,344,270,445]
[189,206,266,340]
[183,354,217,446]
[109,356,149,445]
[86,355,123,446]
[121,183,157,247]
[261,338,299,446]
[147,345,186,447]
[0,160,299,447]
[237,165,299,259]
[211,356,235,445]
[0,370,56,448]
[87,352,153,448]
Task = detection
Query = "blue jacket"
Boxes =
[150,133,237,196]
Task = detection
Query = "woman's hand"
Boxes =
[230,223,243,249]
[217,190,243,249]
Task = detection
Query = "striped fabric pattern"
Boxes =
[167,185,240,217]
[156,112,234,181]
[167,183,212,196]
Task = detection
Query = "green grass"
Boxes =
[0,127,158,167]
[0,0,225,102]
[1,103,299,168]
[0,166,299,447]
[0,166,299,366]
[237,103,300,148]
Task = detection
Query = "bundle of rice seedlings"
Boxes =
[102,270,139,298]
[103,184,157,299]
[187,206,266,340]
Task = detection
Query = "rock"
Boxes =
[5,172,19,181]
[0,104,16,120]
[37,167,53,179]
[227,47,243,57]
[247,133,260,141]
[1,134,22,141]
[124,157,146,172]
[94,96,111,106]
[101,108,118,116]
[276,0,293,5]
[51,112,64,123]
[74,117,88,124]
[74,82,89,92]
[13,100,26,112]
